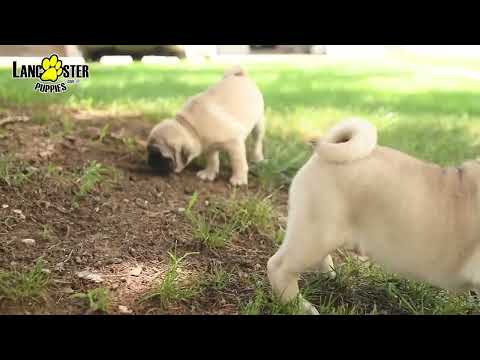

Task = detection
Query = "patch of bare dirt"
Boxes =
[0,106,281,315]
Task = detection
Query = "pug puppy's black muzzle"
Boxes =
[147,146,175,176]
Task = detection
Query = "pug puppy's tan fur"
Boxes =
[146,66,265,186]
[268,119,480,314]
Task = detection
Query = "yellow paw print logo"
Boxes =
[40,54,63,82]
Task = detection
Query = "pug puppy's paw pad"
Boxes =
[197,169,218,182]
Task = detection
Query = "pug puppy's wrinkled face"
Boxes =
[146,120,194,176]
[147,142,175,176]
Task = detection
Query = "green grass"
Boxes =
[72,161,121,205]
[250,131,312,190]
[61,117,74,136]
[72,287,111,313]
[31,112,50,125]
[241,287,304,315]
[46,163,60,177]
[98,123,111,143]
[185,192,234,249]
[122,136,141,154]
[0,260,50,302]
[225,193,278,238]
[0,156,35,187]
[301,253,479,315]
[185,192,279,249]
[74,160,108,200]
[240,274,305,315]
[200,264,233,292]
[142,252,200,308]
[40,224,53,241]
[272,229,286,248]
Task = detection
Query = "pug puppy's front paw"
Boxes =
[325,269,337,280]
[229,173,248,186]
[301,301,320,315]
[197,169,218,182]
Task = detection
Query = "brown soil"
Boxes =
[0,105,289,315]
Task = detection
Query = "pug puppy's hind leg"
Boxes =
[197,151,219,182]
[226,140,249,186]
[251,116,265,162]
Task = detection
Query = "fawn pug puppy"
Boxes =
[146,66,265,186]
[268,119,480,314]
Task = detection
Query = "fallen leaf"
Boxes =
[39,144,55,159]
[184,187,195,195]
[118,305,133,314]
[146,211,161,218]
[85,127,101,139]
[62,287,74,294]
[76,270,104,283]
[0,115,30,127]
[26,166,39,173]
[53,279,71,284]
[64,135,76,142]
[129,266,143,277]
[135,199,148,209]
[111,128,126,140]
[13,209,26,220]
[21,238,36,246]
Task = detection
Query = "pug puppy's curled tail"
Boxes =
[315,119,377,163]
[224,65,248,78]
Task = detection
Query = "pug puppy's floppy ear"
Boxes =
[172,145,193,173]
[181,146,190,166]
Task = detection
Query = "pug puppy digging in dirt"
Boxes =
[268,118,480,315]
[146,66,265,186]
